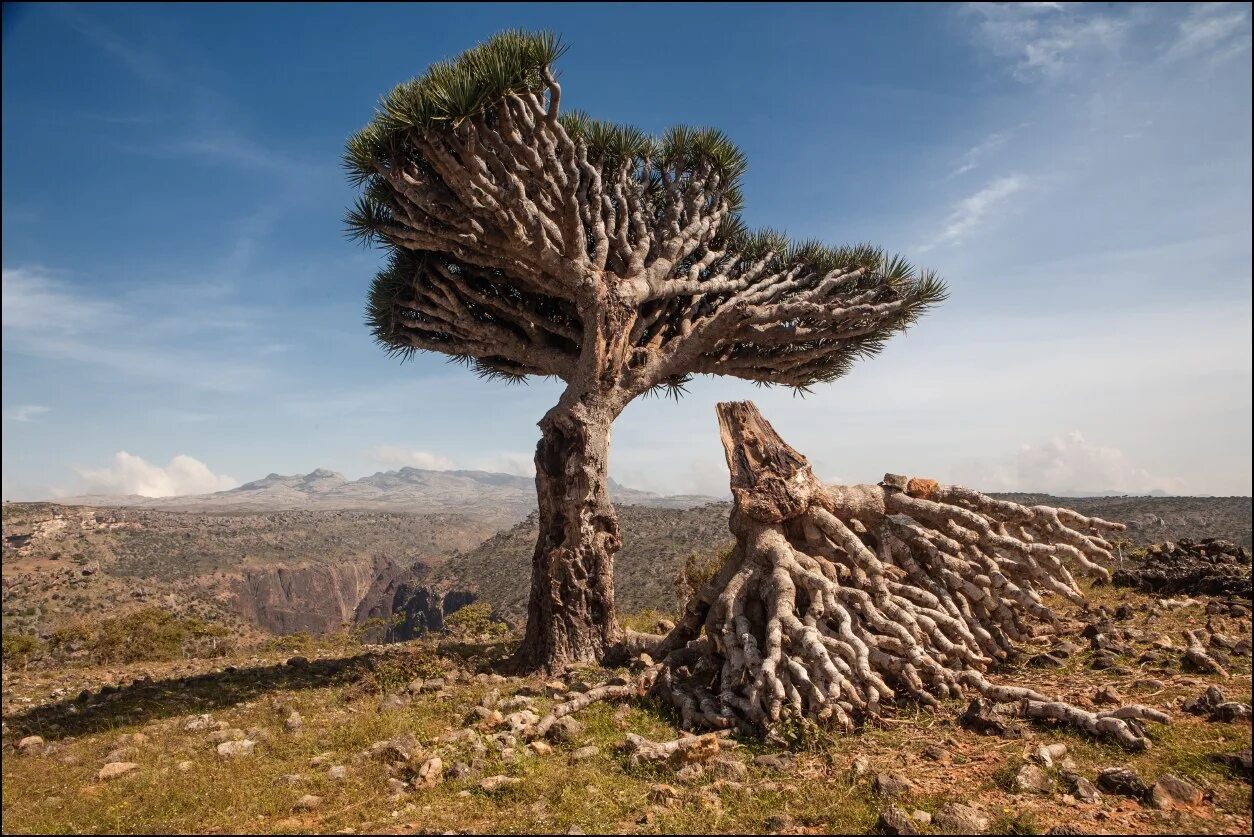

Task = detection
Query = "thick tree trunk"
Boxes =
[506,394,623,673]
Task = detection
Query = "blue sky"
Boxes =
[3,2,1250,500]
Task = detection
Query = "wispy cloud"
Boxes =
[948,125,1025,178]
[2,266,270,393]
[73,451,238,497]
[1165,3,1252,65]
[964,3,1131,80]
[919,175,1027,251]
[3,405,50,423]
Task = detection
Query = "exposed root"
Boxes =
[638,401,1167,751]
[1183,629,1230,677]
[532,681,638,738]
[621,731,729,766]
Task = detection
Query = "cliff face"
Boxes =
[227,556,481,639]
[228,557,392,635]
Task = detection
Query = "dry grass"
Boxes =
[3,585,1251,835]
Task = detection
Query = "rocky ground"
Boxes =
[2,581,1250,835]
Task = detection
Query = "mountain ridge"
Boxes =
[54,466,721,524]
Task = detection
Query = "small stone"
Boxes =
[17,735,45,755]
[378,693,408,712]
[177,760,194,772]
[1211,749,1252,779]
[933,802,990,833]
[478,775,521,792]
[566,827,585,835]
[543,680,567,696]
[911,809,932,826]
[875,806,918,835]
[286,655,310,668]
[873,772,914,797]
[1212,702,1252,723]
[648,783,680,805]
[850,755,871,780]
[1150,774,1203,810]
[207,728,245,744]
[505,710,540,732]
[1097,767,1149,799]
[294,794,322,810]
[529,740,553,756]
[545,716,584,744]
[284,711,303,732]
[183,714,214,732]
[754,753,795,771]
[1131,678,1165,692]
[1073,777,1101,803]
[570,745,599,761]
[1028,652,1064,668]
[1093,686,1123,706]
[328,765,348,780]
[1015,763,1053,794]
[416,757,443,787]
[921,744,950,763]
[713,757,748,780]
[103,746,137,764]
[97,762,138,780]
[675,763,705,783]
[216,740,256,758]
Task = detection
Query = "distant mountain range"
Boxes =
[56,467,720,525]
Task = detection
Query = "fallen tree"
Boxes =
[584,401,1170,751]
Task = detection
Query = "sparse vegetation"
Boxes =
[47,608,234,665]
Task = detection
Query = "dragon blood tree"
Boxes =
[345,31,945,673]
[613,402,1168,750]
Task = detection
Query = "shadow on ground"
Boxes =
[4,649,434,740]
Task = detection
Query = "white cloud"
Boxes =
[952,431,1188,495]
[472,452,536,477]
[3,405,49,422]
[920,175,1027,250]
[74,452,238,497]
[1165,3,1251,65]
[369,445,456,471]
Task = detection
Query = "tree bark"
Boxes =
[506,394,623,673]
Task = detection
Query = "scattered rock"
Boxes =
[529,740,553,756]
[1150,774,1204,810]
[284,711,303,732]
[675,763,705,783]
[17,736,45,755]
[1044,827,1082,836]
[1027,652,1064,668]
[873,772,915,797]
[183,715,214,732]
[875,806,918,835]
[713,757,748,781]
[328,765,348,781]
[648,783,680,805]
[850,755,871,780]
[216,740,256,758]
[545,716,584,744]
[1113,538,1251,598]
[959,698,1026,738]
[1093,686,1123,706]
[207,728,245,744]
[294,794,322,810]
[1097,767,1149,800]
[177,760,194,772]
[933,802,989,833]
[753,753,796,771]
[1211,749,1251,780]
[97,762,138,781]
[416,757,443,787]
[504,710,539,732]
[478,775,521,792]
[910,810,931,826]
[378,693,409,712]
[1015,763,1053,794]
[921,744,950,764]
[570,745,599,761]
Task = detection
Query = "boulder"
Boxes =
[97,762,138,781]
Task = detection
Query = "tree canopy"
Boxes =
[345,29,946,398]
